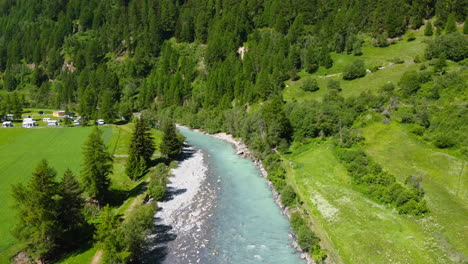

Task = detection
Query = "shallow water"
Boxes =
[147,128,304,264]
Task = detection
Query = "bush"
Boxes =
[407,32,416,41]
[149,184,167,201]
[413,55,422,63]
[343,59,367,80]
[393,57,404,64]
[424,22,433,36]
[433,133,456,148]
[398,71,421,96]
[296,225,319,252]
[418,71,432,83]
[302,78,319,92]
[327,79,341,91]
[280,185,296,206]
[425,33,468,62]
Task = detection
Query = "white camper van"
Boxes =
[22,118,37,128]
[48,120,59,127]
[2,121,13,127]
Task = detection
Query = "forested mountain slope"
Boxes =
[0,0,467,263]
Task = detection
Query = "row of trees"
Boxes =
[12,162,86,263]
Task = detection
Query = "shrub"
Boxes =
[407,32,416,41]
[424,22,434,36]
[425,32,468,62]
[296,225,319,252]
[393,57,404,64]
[433,133,456,148]
[343,59,367,80]
[413,55,422,63]
[149,184,167,201]
[280,185,296,206]
[327,79,341,91]
[302,78,320,92]
[398,71,421,96]
[418,71,432,83]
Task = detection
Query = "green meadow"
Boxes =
[0,124,162,263]
[281,26,467,263]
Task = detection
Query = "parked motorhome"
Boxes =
[22,118,37,128]
[2,121,13,127]
[47,120,59,126]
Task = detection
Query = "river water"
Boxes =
[146,128,304,264]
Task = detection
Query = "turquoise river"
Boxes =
[147,128,304,264]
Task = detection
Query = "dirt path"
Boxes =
[90,249,102,264]
[124,177,151,216]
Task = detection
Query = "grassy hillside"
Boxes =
[362,122,467,262]
[0,124,163,263]
[284,139,461,263]
[280,23,467,263]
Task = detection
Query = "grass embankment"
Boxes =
[285,136,466,263]
[0,124,163,263]
[281,27,467,263]
[362,122,467,262]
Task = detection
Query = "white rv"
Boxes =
[2,121,13,127]
[47,120,59,126]
[22,118,37,128]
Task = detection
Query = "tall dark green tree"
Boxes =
[11,160,60,263]
[445,13,457,33]
[160,121,184,159]
[126,118,155,180]
[81,127,113,205]
[58,169,86,247]
[424,22,434,36]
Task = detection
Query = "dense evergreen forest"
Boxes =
[0,0,467,263]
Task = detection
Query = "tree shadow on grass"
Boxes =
[50,232,95,263]
[106,180,149,207]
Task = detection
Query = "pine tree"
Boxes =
[81,127,113,205]
[11,160,60,263]
[160,121,184,159]
[445,13,457,33]
[58,169,86,247]
[434,53,447,73]
[424,22,434,36]
[126,118,155,180]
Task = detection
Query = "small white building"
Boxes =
[23,118,37,128]
[2,121,13,127]
[47,120,59,126]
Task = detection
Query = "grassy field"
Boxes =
[0,126,112,262]
[362,122,468,262]
[0,124,163,263]
[284,138,464,264]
